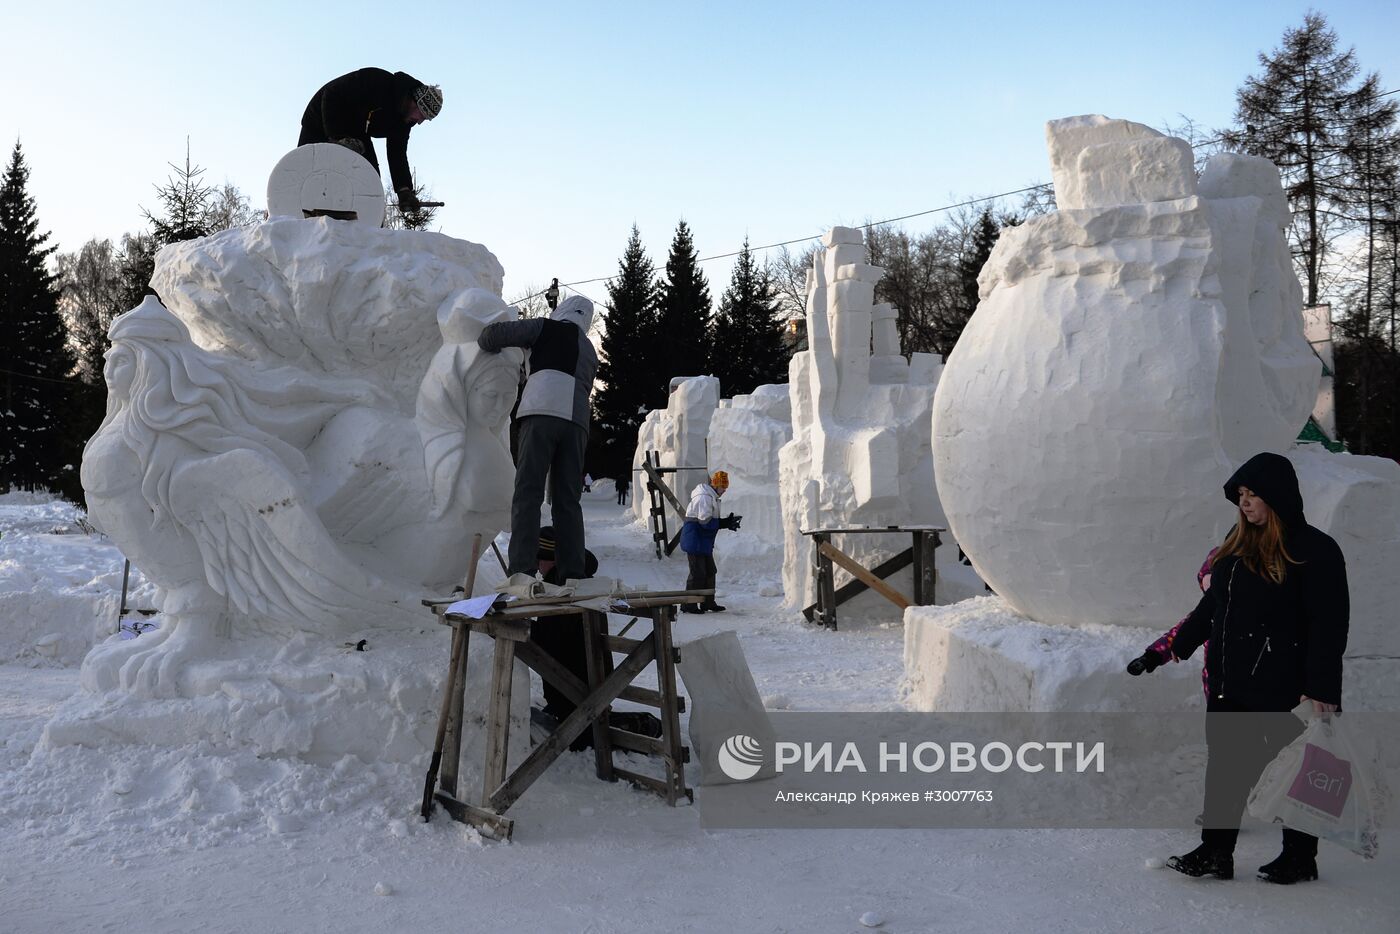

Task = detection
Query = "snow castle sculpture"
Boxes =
[57,179,530,764]
[778,228,945,614]
[931,116,1318,627]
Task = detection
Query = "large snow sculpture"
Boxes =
[779,228,945,614]
[706,384,793,573]
[79,219,526,700]
[931,116,1318,626]
[630,376,722,524]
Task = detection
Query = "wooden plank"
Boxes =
[818,540,911,610]
[607,727,665,757]
[611,765,670,797]
[604,634,646,654]
[514,641,587,704]
[642,455,688,518]
[619,685,671,709]
[487,638,656,813]
[433,791,514,840]
[481,638,516,808]
[581,610,616,782]
[914,530,938,606]
[652,607,688,805]
[802,548,913,622]
[440,626,470,798]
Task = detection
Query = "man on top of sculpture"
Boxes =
[298,67,443,212]
[479,295,598,583]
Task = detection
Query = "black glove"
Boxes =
[333,137,366,156]
[719,513,742,531]
[1126,651,1162,676]
[396,187,421,211]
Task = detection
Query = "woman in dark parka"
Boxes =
[1160,452,1348,884]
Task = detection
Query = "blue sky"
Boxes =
[5,1,1399,307]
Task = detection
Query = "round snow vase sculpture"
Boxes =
[930,116,1318,626]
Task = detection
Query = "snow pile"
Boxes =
[778,227,946,617]
[0,494,154,666]
[932,116,1318,627]
[903,597,1204,712]
[706,383,792,576]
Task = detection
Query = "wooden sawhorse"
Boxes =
[420,589,707,839]
[799,526,945,630]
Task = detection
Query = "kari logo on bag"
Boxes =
[1287,742,1353,818]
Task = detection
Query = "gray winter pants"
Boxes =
[508,415,588,581]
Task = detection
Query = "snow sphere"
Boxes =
[267,143,385,227]
[931,116,1316,626]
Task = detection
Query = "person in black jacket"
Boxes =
[298,68,443,210]
[1145,452,1348,885]
[479,296,597,583]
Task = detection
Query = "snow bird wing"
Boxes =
[166,449,427,630]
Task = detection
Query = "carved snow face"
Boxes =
[467,364,518,429]
[103,345,136,399]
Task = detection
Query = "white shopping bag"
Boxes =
[1247,704,1389,859]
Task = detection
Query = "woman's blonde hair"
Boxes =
[1212,503,1297,585]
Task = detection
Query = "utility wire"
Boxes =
[539,87,1400,300]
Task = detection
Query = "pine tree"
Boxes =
[143,142,215,245]
[710,238,786,396]
[0,141,77,494]
[593,225,660,477]
[1224,12,1364,306]
[947,208,1010,359]
[654,220,711,406]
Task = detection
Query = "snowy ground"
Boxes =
[1,487,1395,933]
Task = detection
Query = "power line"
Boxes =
[0,364,86,387]
[545,87,1400,300]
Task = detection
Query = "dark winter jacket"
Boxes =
[298,68,425,193]
[1171,453,1349,710]
[479,296,597,431]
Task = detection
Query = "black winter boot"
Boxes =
[1257,851,1318,884]
[701,601,727,613]
[680,604,704,614]
[1166,843,1234,880]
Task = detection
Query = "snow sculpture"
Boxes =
[70,216,528,767]
[630,376,722,524]
[778,228,945,613]
[705,384,792,572]
[931,116,1318,626]
[267,143,386,226]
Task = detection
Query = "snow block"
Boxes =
[902,598,1205,713]
[1075,137,1197,208]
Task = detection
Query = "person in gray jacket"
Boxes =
[479,296,598,582]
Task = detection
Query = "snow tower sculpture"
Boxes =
[779,228,945,614]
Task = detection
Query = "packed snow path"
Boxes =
[0,487,1394,932]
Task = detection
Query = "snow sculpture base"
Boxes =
[47,622,529,768]
[902,598,1205,713]
[267,143,386,226]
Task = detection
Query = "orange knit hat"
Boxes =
[710,470,729,492]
